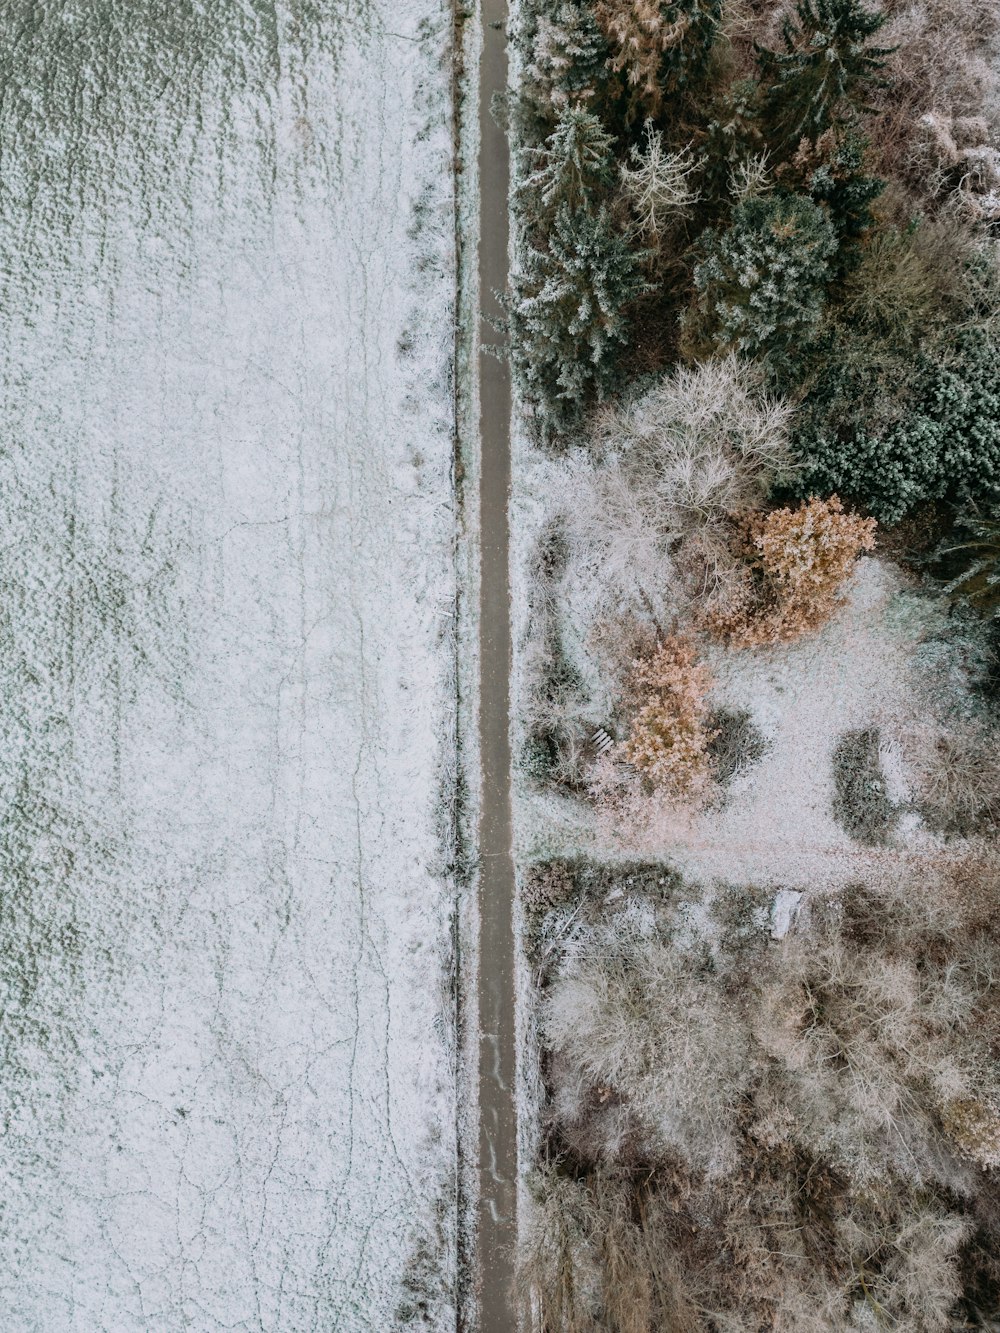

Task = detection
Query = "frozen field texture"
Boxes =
[0,2,460,1329]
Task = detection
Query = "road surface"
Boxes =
[477,0,517,1327]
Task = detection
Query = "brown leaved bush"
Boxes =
[620,635,715,797]
[714,495,877,647]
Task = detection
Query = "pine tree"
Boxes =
[508,204,652,434]
[757,0,892,158]
[524,106,617,212]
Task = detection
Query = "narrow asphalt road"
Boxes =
[476,0,517,1327]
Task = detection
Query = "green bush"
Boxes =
[683,192,837,369]
[795,330,1000,525]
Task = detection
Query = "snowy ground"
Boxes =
[513,447,990,894]
[0,3,461,1329]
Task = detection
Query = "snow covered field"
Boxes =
[0,3,461,1328]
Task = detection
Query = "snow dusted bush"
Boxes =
[900,717,1000,835]
[795,328,1000,526]
[620,636,715,798]
[831,725,897,845]
[518,1167,701,1333]
[529,873,1000,1330]
[543,919,751,1173]
[564,356,795,623]
[706,705,768,785]
[868,0,1000,189]
[714,495,877,646]
[940,1096,1000,1172]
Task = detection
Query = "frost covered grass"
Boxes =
[0,2,461,1329]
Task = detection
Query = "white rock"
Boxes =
[770,889,803,940]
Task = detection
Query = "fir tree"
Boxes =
[699,78,767,209]
[524,106,617,212]
[757,0,892,158]
[508,204,652,434]
[525,1,612,111]
[596,0,723,116]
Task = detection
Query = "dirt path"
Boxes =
[476,0,517,1327]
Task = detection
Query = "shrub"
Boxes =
[714,495,877,645]
[706,706,769,784]
[938,518,1000,624]
[620,636,716,797]
[517,1167,602,1331]
[831,726,897,844]
[756,0,892,159]
[564,356,795,622]
[868,0,1000,188]
[532,876,1000,1328]
[836,211,977,344]
[506,202,651,435]
[518,1169,702,1333]
[794,329,1000,525]
[543,918,751,1172]
[682,192,837,370]
[594,0,723,116]
[941,1097,1000,1171]
[900,718,1000,836]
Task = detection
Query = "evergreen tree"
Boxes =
[757,0,892,157]
[508,204,652,434]
[779,129,884,272]
[683,192,837,369]
[525,1,612,112]
[524,106,617,212]
[699,78,767,210]
[596,0,723,116]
